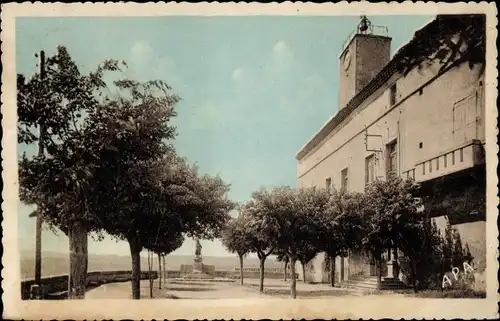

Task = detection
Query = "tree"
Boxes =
[221,214,251,285]
[361,177,421,290]
[248,186,329,298]
[144,230,184,291]
[296,242,319,284]
[395,14,485,77]
[92,151,234,299]
[275,249,290,281]
[17,46,123,299]
[240,197,275,293]
[317,188,364,287]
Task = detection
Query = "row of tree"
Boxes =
[18,46,235,299]
[222,177,473,298]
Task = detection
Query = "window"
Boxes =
[444,154,448,167]
[436,158,440,171]
[365,155,375,185]
[422,162,426,175]
[341,168,349,191]
[452,151,456,165]
[325,177,332,190]
[390,83,397,106]
[386,141,397,177]
[419,142,423,149]
[460,148,464,162]
[429,160,432,173]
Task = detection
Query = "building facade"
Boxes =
[296,15,486,284]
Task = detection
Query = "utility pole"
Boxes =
[34,50,46,287]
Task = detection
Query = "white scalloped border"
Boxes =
[1,2,498,320]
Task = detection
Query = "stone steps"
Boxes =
[343,276,410,291]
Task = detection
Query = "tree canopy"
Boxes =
[222,214,251,258]
[395,14,485,76]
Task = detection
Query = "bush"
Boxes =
[399,219,475,291]
[412,288,486,298]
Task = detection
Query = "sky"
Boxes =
[16,15,433,258]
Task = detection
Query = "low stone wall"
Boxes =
[165,270,181,278]
[21,270,157,300]
[234,268,298,280]
[166,268,298,280]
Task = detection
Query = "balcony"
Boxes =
[403,139,485,183]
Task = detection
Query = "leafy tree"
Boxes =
[144,230,184,291]
[248,186,329,298]
[361,177,421,290]
[275,249,290,281]
[17,46,123,299]
[397,216,443,291]
[240,198,275,293]
[221,214,252,285]
[318,188,364,287]
[296,242,319,284]
[395,14,485,77]
[93,152,234,299]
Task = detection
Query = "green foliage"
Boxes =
[222,215,252,257]
[318,188,365,259]
[18,46,124,234]
[413,288,486,299]
[92,151,234,249]
[443,221,474,270]
[19,45,234,253]
[361,177,422,257]
[297,242,318,267]
[399,217,474,291]
[395,14,485,76]
[243,186,328,261]
[17,46,124,146]
[145,231,184,257]
[398,217,444,289]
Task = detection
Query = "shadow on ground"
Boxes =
[165,286,213,292]
[246,283,352,297]
[168,281,216,286]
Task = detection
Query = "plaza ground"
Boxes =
[85,278,360,299]
[85,277,486,300]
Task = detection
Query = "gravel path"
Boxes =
[86,279,267,299]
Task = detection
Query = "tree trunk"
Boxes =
[148,251,153,298]
[290,257,297,299]
[128,236,142,300]
[158,254,162,290]
[330,255,336,287]
[68,221,88,299]
[259,258,265,292]
[239,254,244,286]
[163,255,167,285]
[284,261,288,281]
[376,253,382,291]
[302,261,306,284]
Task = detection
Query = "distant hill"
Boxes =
[20,251,284,279]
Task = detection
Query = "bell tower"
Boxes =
[338,16,392,110]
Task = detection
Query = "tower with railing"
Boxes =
[338,16,392,110]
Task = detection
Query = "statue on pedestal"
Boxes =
[194,238,203,263]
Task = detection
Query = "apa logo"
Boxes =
[441,261,476,288]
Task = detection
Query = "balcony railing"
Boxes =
[403,139,484,183]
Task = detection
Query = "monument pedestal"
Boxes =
[183,257,215,280]
[193,260,203,273]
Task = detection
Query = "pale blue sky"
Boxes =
[17,15,433,258]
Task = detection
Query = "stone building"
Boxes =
[296,15,486,285]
